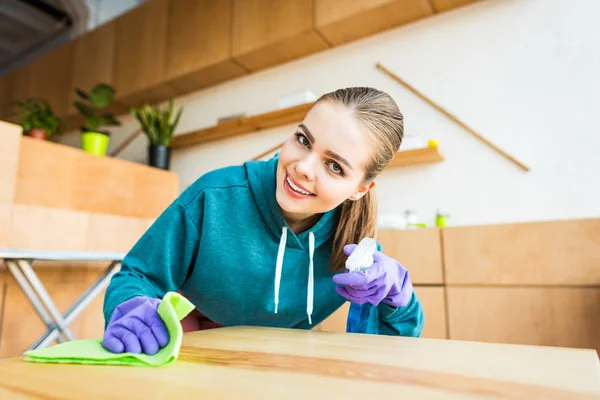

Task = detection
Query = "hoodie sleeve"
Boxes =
[102,197,202,327]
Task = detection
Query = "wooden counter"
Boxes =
[0,326,599,399]
[0,120,179,357]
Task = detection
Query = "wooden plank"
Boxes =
[429,0,482,13]
[165,0,247,94]
[443,218,600,285]
[232,0,329,71]
[13,137,178,218]
[171,102,314,149]
[378,228,443,284]
[316,0,434,46]
[447,287,600,354]
[387,147,444,168]
[1,325,600,397]
[113,0,176,106]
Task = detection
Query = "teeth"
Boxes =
[287,176,313,196]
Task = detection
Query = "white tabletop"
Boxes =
[0,249,126,261]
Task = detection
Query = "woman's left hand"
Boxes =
[333,244,413,307]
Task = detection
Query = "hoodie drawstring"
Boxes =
[274,227,287,314]
[307,232,315,324]
[273,227,315,325]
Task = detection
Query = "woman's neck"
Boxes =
[282,210,322,235]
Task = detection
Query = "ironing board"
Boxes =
[0,249,124,350]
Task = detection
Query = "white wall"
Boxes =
[59,0,600,228]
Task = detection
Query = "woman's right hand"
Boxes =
[102,296,169,355]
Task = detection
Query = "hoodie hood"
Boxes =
[246,154,339,323]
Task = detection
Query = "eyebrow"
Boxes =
[298,124,354,171]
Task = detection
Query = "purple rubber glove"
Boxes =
[102,296,169,355]
[333,244,413,307]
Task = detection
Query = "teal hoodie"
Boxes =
[103,155,424,336]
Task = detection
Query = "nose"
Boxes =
[295,153,317,182]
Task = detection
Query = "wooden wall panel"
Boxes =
[0,204,11,248]
[86,213,147,252]
[378,228,443,284]
[0,121,21,204]
[429,0,482,13]
[28,42,74,118]
[443,219,600,285]
[165,0,247,94]
[113,0,175,106]
[447,287,600,353]
[317,287,447,339]
[232,0,329,71]
[69,19,127,120]
[10,205,90,251]
[0,268,88,357]
[315,0,433,46]
[14,137,178,218]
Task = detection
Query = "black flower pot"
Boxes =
[148,144,171,170]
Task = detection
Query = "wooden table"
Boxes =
[0,326,599,399]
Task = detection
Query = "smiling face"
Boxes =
[276,100,376,224]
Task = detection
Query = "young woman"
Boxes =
[102,87,424,355]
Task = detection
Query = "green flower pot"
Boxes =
[81,132,109,156]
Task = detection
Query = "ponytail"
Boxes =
[315,87,403,272]
[329,189,378,273]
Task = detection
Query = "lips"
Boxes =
[285,173,315,197]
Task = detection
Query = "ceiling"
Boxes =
[0,0,88,74]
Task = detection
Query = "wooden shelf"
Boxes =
[171,102,315,149]
[388,146,444,168]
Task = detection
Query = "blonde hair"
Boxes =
[316,87,404,272]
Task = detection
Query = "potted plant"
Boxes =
[131,98,183,170]
[74,83,121,156]
[14,99,62,140]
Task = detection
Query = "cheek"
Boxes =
[315,174,359,205]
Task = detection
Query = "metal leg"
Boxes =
[16,260,76,341]
[32,261,121,349]
[4,261,65,344]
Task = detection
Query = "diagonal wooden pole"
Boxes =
[376,62,530,172]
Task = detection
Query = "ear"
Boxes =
[348,179,377,201]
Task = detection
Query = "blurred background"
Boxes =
[0,0,598,358]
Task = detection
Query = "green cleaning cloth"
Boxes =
[23,292,195,367]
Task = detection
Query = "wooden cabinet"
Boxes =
[0,73,12,120]
[447,287,600,353]
[165,0,247,94]
[315,0,434,46]
[317,286,448,339]
[442,218,600,285]
[378,228,443,284]
[69,19,127,121]
[113,0,175,106]
[29,43,74,118]
[232,0,329,71]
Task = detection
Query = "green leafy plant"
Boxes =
[14,99,62,138]
[74,83,121,135]
[131,98,183,147]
